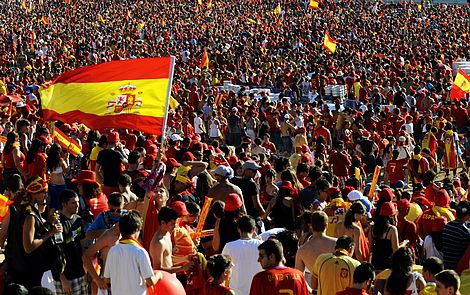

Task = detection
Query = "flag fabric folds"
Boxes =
[309,0,319,9]
[40,57,176,135]
[324,31,337,53]
[450,69,470,100]
[41,16,49,24]
[200,50,209,69]
[54,128,82,157]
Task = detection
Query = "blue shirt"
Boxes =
[86,210,127,233]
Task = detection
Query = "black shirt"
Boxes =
[97,149,124,186]
[59,213,86,280]
[232,177,259,218]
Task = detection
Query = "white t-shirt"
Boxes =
[423,235,444,260]
[194,116,204,134]
[104,243,154,295]
[222,238,263,295]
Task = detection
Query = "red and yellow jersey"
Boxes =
[249,267,309,295]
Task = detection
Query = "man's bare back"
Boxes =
[295,233,337,285]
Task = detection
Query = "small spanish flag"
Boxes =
[200,50,209,69]
[323,31,337,53]
[309,0,319,9]
[274,3,281,15]
[450,69,470,100]
[97,13,105,23]
[54,128,82,157]
[40,57,176,135]
[207,0,212,8]
[125,11,131,19]
[65,0,71,4]
[417,3,422,11]
[21,0,27,10]
[41,16,49,24]
[27,2,33,13]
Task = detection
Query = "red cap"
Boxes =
[435,189,450,208]
[432,216,447,232]
[182,151,196,162]
[379,188,394,202]
[379,202,397,217]
[396,199,411,212]
[167,158,181,171]
[224,193,243,212]
[107,131,120,143]
[171,201,189,216]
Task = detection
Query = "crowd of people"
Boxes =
[0,0,469,294]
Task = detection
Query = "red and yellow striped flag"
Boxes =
[21,0,27,10]
[53,128,82,157]
[41,16,49,24]
[324,31,337,53]
[65,0,71,4]
[200,50,209,69]
[450,69,470,100]
[40,57,176,135]
[309,0,319,9]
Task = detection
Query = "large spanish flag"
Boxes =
[324,31,337,53]
[40,57,175,135]
[450,69,470,100]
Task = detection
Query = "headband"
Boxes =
[26,178,48,194]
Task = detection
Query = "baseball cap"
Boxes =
[171,201,189,216]
[357,198,372,218]
[212,165,233,179]
[347,190,364,202]
[396,199,411,212]
[170,134,183,141]
[243,160,261,171]
[224,193,243,212]
[394,180,407,189]
[379,202,397,217]
[378,188,394,202]
[107,131,120,143]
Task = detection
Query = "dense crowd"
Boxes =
[0,0,469,294]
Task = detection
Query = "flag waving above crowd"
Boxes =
[40,57,175,135]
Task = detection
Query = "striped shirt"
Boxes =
[442,221,470,270]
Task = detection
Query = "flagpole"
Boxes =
[142,56,176,228]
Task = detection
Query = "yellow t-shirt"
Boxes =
[313,253,361,295]
[89,146,103,162]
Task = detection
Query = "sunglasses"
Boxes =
[109,208,124,214]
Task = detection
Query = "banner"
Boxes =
[40,57,175,135]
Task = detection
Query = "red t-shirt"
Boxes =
[203,280,232,295]
[262,142,276,154]
[397,218,419,247]
[330,151,351,177]
[25,153,47,179]
[249,267,309,295]
[88,193,109,218]
[143,196,160,251]
[416,208,437,238]
[386,159,407,184]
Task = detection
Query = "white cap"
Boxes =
[170,134,183,141]
[347,190,364,202]
[398,136,406,142]
[231,107,238,112]
[212,165,234,179]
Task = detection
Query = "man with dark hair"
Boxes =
[250,239,309,295]
[222,215,262,295]
[149,207,193,273]
[95,131,128,196]
[335,262,375,295]
[86,192,127,239]
[118,173,137,203]
[442,200,470,270]
[54,189,88,295]
[313,236,361,295]
[104,211,162,295]
[299,166,322,209]
[296,211,337,288]
[435,270,461,295]
[422,257,445,294]
[408,145,429,184]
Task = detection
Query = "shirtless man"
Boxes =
[83,224,121,293]
[149,207,194,273]
[295,211,337,288]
